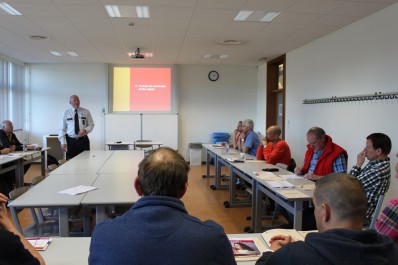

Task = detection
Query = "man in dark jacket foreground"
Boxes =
[89,147,236,265]
[256,173,398,265]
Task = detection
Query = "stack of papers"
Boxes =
[27,237,52,251]
[279,174,302,179]
[255,172,282,181]
[278,189,311,199]
[266,180,295,189]
[225,157,244,163]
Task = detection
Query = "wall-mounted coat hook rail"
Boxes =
[303,92,398,104]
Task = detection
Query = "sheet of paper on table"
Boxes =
[58,185,98,196]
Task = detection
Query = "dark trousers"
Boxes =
[0,162,31,197]
[0,171,14,197]
[66,135,90,159]
[279,201,317,231]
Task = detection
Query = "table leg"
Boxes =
[15,158,23,188]
[202,149,214,179]
[252,180,262,232]
[41,150,46,176]
[96,206,106,224]
[58,208,69,237]
[83,207,91,236]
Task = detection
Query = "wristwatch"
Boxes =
[241,138,245,142]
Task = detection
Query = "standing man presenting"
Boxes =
[58,95,94,159]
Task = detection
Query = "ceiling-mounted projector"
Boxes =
[131,48,144,59]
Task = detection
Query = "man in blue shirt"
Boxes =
[89,147,236,265]
[241,119,260,157]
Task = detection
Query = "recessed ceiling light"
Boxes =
[0,2,21,15]
[28,35,49,41]
[136,6,149,18]
[234,10,281,23]
[105,5,149,18]
[105,5,121,17]
[234,10,253,21]
[260,12,281,22]
[50,51,79,57]
[50,51,62,56]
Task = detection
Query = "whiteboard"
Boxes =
[104,114,141,143]
[142,114,178,149]
[104,114,178,150]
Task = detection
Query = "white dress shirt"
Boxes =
[58,107,94,145]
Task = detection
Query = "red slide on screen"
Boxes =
[130,68,171,111]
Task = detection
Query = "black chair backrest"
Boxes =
[287,158,296,172]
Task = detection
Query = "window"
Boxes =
[0,56,26,130]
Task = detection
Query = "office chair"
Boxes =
[47,164,58,171]
[9,186,59,237]
[368,194,385,229]
[135,140,153,156]
[58,159,67,165]
[134,140,152,149]
[30,175,58,223]
[287,158,297,172]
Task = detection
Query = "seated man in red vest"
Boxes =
[294,127,348,181]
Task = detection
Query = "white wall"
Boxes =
[28,64,259,161]
[178,65,258,160]
[256,64,267,136]
[29,64,108,151]
[285,3,398,205]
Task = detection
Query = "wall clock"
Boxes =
[208,70,219,81]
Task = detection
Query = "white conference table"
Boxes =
[82,173,140,224]
[49,151,113,175]
[8,173,99,236]
[0,155,22,184]
[81,151,144,232]
[69,150,114,160]
[9,150,145,237]
[0,148,47,187]
[40,234,266,265]
[41,237,91,265]
[98,150,144,174]
[233,161,313,231]
[202,144,256,191]
[202,144,314,231]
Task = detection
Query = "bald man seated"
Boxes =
[255,173,398,265]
